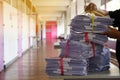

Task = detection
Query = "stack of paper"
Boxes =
[88,47,111,71]
[59,40,103,59]
[68,14,112,72]
[45,58,87,76]
[70,15,114,33]
[45,15,112,76]
[69,31,108,45]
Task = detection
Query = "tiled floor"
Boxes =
[0,39,120,80]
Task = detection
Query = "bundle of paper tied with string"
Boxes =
[84,2,110,44]
[85,3,120,41]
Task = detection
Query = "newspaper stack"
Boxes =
[45,14,113,76]
[59,40,103,59]
[69,30,108,45]
[68,14,113,72]
[88,46,111,72]
[46,58,87,76]
[61,15,114,71]
[70,15,114,33]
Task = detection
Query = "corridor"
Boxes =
[0,39,59,80]
[0,0,120,80]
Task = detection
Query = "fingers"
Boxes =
[108,27,113,30]
[101,27,118,39]
[108,27,118,32]
[101,31,108,35]
[100,28,111,35]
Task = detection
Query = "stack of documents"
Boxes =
[70,15,114,33]
[88,47,111,71]
[46,58,87,76]
[46,15,112,76]
[69,31,108,45]
[67,14,112,72]
[59,40,103,59]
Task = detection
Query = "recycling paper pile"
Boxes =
[46,58,87,76]
[59,40,102,59]
[45,14,113,76]
[69,30,108,45]
[88,47,111,72]
[70,15,113,33]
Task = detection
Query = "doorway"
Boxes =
[46,21,57,39]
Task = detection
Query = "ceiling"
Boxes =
[30,0,72,21]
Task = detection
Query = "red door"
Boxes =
[46,25,52,39]
[46,21,57,39]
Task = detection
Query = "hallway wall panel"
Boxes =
[0,1,4,72]
[3,1,36,65]
[22,14,29,52]
[3,2,18,65]
[17,11,22,57]
[30,18,36,47]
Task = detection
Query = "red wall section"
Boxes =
[46,21,57,39]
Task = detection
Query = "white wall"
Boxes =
[30,18,36,46]
[3,2,36,65]
[91,0,101,8]
[101,0,120,11]
[22,14,29,52]
[70,0,76,19]
[42,21,46,39]
[0,1,4,71]
[77,0,84,15]
[57,13,65,37]
[66,5,71,35]
[3,2,18,65]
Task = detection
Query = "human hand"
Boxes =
[101,27,120,40]
[85,3,108,16]
[85,3,97,13]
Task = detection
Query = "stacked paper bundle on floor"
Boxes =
[46,58,87,76]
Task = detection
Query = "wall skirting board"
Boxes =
[4,47,32,70]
